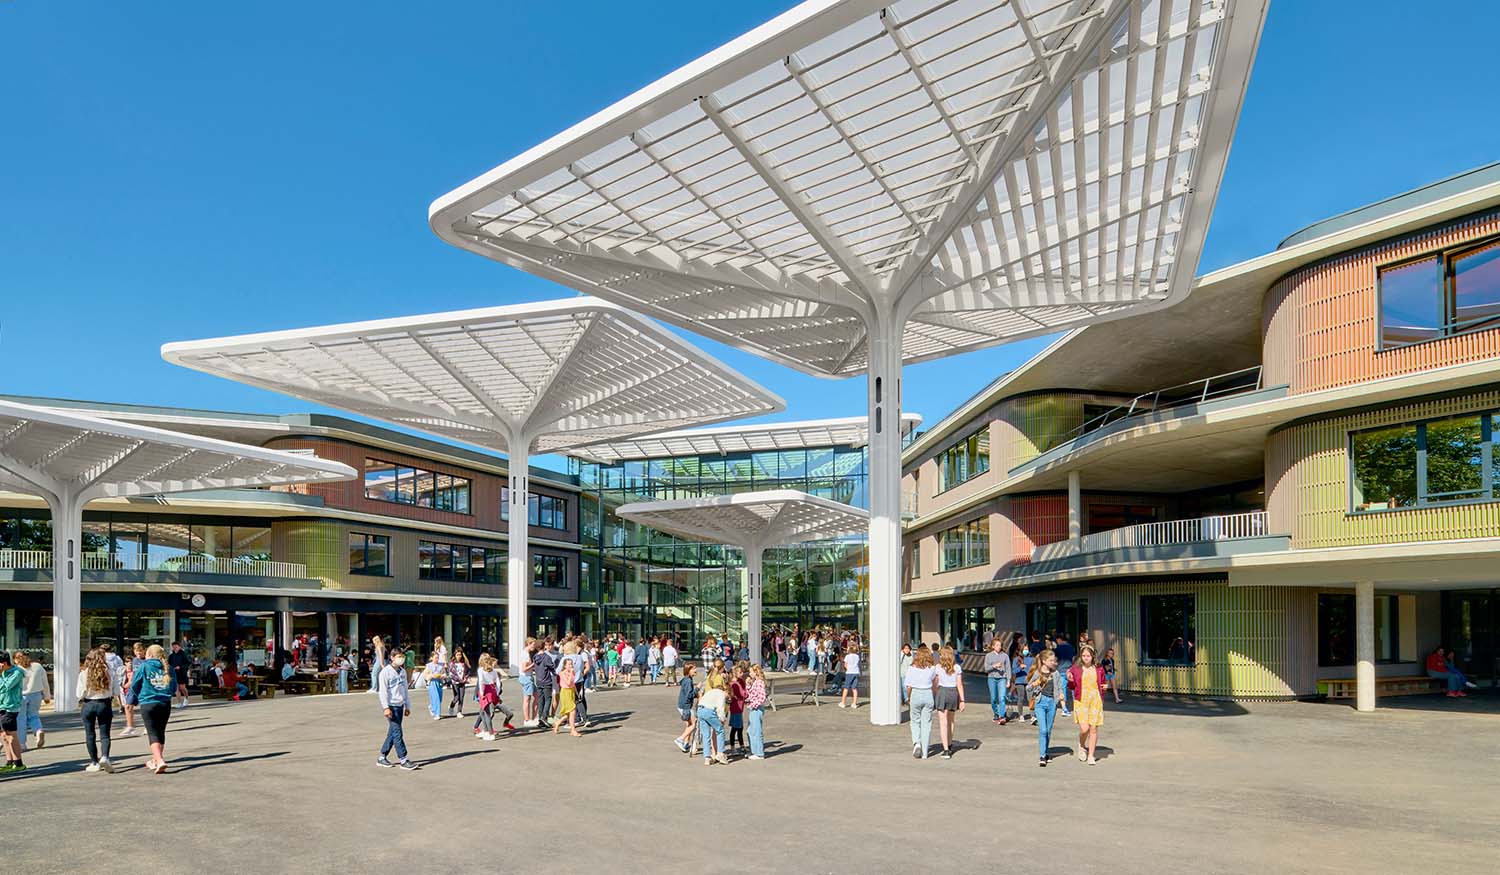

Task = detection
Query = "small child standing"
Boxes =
[727,662,748,754]
[553,657,582,737]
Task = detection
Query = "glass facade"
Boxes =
[363,457,472,514]
[571,444,870,650]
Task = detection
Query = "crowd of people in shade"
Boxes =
[900,630,1121,765]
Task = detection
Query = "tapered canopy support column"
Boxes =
[506,432,531,673]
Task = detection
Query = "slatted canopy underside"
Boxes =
[0,399,355,500]
[616,489,870,548]
[430,0,1267,376]
[161,299,784,455]
[573,413,921,463]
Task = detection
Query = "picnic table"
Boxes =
[281,673,337,695]
[765,669,825,711]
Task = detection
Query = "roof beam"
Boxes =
[887,0,1120,309]
[701,95,882,298]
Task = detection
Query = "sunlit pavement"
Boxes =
[8,679,1498,873]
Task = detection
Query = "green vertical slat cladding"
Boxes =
[1270,388,1500,549]
[276,521,343,589]
[949,576,1304,698]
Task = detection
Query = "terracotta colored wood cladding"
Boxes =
[1263,208,1500,394]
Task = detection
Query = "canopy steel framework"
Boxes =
[430,0,1268,725]
[616,490,869,664]
[572,413,921,463]
[0,399,356,711]
[162,299,783,670]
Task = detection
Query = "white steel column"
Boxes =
[506,435,531,673]
[1067,471,1082,543]
[744,542,763,666]
[1355,581,1376,713]
[866,316,904,726]
[48,490,83,713]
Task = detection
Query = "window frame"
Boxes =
[363,457,473,516]
[1139,594,1195,666]
[532,553,569,589]
[1347,411,1495,514]
[1317,592,1401,667]
[935,428,991,494]
[347,532,391,577]
[1377,232,1500,351]
[936,516,989,573]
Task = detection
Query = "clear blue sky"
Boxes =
[4,1,1499,471]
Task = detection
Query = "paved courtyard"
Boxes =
[6,680,1498,873]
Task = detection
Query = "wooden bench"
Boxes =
[199,684,232,699]
[1318,676,1443,699]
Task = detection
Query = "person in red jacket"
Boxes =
[1067,645,1108,765]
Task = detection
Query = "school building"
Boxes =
[901,163,1500,704]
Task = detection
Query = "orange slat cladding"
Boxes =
[1263,208,1500,395]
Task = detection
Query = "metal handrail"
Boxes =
[1031,511,1268,562]
[3,549,308,580]
[1058,366,1264,447]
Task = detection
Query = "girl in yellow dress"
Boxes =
[1069,644,1105,764]
[553,656,581,737]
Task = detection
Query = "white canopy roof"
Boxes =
[161,298,784,454]
[616,489,869,548]
[0,398,355,500]
[573,413,921,463]
[430,0,1268,377]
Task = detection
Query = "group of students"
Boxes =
[671,657,769,765]
[369,635,518,771]
[900,631,1115,766]
[1,642,181,775]
[762,627,861,676]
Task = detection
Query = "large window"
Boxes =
[533,554,568,589]
[1141,594,1195,665]
[348,532,390,576]
[1380,236,1500,348]
[501,488,568,530]
[937,429,990,491]
[937,517,989,571]
[939,606,995,650]
[364,458,471,514]
[1025,599,1089,642]
[1317,593,1399,666]
[1350,412,1494,511]
[419,540,504,583]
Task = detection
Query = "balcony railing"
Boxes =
[0,549,309,580]
[1059,366,1264,447]
[1031,511,1268,562]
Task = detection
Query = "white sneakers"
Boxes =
[85,763,100,772]
[33,729,44,749]
[1078,749,1088,762]
[747,755,764,760]
[99,758,114,773]
[456,710,464,718]
[480,732,497,741]
[120,727,141,737]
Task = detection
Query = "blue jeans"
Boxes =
[696,707,726,757]
[908,688,934,756]
[234,682,250,699]
[987,677,1006,719]
[21,691,43,739]
[1054,666,1072,713]
[649,664,660,683]
[747,706,765,757]
[427,679,443,716]
[1034,695,1058,760]
[1428,668,1464,692]
[336,671,349,694]
[381,708,407,760]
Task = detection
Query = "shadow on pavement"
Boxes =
[1103,695,1249,718]
[762,743,803,759]
[420,749,497,766]
[169,751,290,773]
[1311,688,1500,714]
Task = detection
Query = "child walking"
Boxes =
[933,646,965,759]
[129,644,176,774]
[77,647,117,772]
[423,652,445,720]
[1069,644,1107,764]
[674,663,699,755]
[1026,649,1060,767]
[376,646,418,770]
[473,653,514,741]
[696,673,730,765]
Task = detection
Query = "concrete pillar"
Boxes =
[48,490,83,712]
[506,436,531,673]
[866,315,903,726]
[1355,580,1375,713]
[1067,470,1082,543]
[743,544,763,665]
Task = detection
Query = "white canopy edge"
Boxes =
[616,488,869,548]
[572,412,922,462]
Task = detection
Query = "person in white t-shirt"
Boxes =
[619,643,636,688]
[662,641,680,684]
[838,644,862,709]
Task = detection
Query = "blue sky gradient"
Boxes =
[4,1,1499,471]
